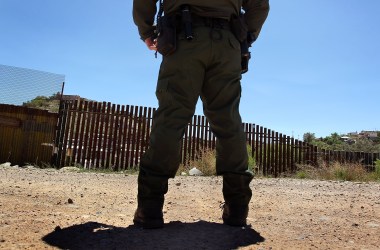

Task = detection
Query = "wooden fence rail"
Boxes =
[54,100,380,176]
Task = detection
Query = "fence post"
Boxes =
[255,125,259,173]
[290,136,295,171]
[262,128,268,175]
[270,130,275,176]
[119,105,129,169]
[59,100,68,167]
[286,136,291,172]
[54,100,67,167]
[267,129,272,175]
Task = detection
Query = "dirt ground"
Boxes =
[0,166,379,250]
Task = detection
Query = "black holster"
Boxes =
[156,5,194,56]
[230,15,251,74]
[156,15,177,56]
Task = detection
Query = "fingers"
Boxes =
[145,37,157,51]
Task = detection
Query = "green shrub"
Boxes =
[375,159,380,174]
[371,159,380,181]
[247,144,256,173]
[296,170,308,179]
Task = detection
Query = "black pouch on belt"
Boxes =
[156,15,177,56]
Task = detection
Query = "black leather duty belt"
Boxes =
[191,15,231,30]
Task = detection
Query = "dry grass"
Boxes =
[177,148,380,183]
[177,145,257,176]
[177,148,217,176]
[294,161,380,182]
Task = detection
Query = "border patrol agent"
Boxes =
[132,0,269,229]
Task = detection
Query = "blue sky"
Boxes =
[1,0,379,139]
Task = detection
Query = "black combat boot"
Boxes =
[133,202,164,229]
[222,203,249,226]
[222,173,253,227]
[133,171,168,229]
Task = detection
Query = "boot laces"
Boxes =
[219,201,225,210]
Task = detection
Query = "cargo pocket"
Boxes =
[156,79,171,106]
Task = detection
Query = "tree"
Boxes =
[323,132,341,145]
[22,93,60,112]
[306,131,380,153]
[351,138,378,153]
[303,132,316,144]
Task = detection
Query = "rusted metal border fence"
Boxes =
[55,100,154,170]
[0,104,58,166]
[55,100,379,175]
[318,149,378,171]
[2,101,377,173]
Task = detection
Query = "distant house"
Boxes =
[340,136,355,144]
[340,136,350,142]
[359,131,378,141]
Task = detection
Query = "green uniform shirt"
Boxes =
[133,0,270,41]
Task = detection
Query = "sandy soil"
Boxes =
[0,166,379,250]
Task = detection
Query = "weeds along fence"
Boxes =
[55,100,379,175]
[0,104,58,166]
[317,149,378,171]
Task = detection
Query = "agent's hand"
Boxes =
[144,37,157,51]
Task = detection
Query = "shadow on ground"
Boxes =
[42,221,265,250]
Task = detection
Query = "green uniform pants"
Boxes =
[140,24,251,179]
